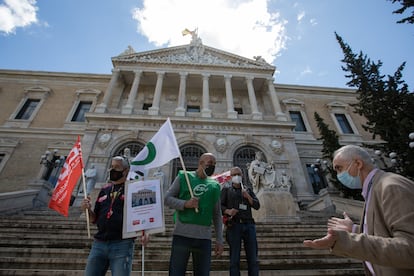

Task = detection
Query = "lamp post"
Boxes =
[40,149,65,183]
[310,158,332,192]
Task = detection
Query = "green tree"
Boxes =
[389,0,414,24]
[335,33,414,179]
[314,112,362,199]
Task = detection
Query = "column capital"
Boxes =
[224,74,232,80]
[179,72,188,77]
[201,73,211,78]
[133,69,143,75]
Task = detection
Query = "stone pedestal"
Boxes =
[252,189,299,222]
[30,179,53,208]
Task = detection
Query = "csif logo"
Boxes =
[193,184,208,196]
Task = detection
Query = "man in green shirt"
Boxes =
[164,153,224,276]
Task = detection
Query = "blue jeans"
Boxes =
[169,235,212,276]
[85,239,135,276]
[226,223,259,276]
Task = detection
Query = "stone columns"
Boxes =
[267,77,287,121]
[224,74,237,119]
[122,70,142,114]
[201,73,211,118]
[175,72,188,116]
[245,76,262,120]
[96,68,120,113]
[148,71,164,115]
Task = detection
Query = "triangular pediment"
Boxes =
[326,101,349,109]
[282,98,304,106]
[112,43,275,72]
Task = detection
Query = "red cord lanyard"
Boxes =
[106,186,122,219]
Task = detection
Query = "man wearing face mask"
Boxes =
[303,145,414,276]
[164,153,224,276]
[80,156,149,276]
[221,166,260,276]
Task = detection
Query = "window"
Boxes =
[335,113,354,134]
[142,103,152,110]
[0,153,4,165]
[15,99,40,120]
[71,101,92,122]
[187,105,200,113]
[173,144,206,177]
[234,107,243,114]
[289,111,307,131]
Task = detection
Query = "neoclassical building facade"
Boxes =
[0,36,374,208]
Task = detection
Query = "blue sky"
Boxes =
[0,0,413,89]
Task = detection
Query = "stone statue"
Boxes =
[85,165,97,195]
[248,151,277,193]
[276,170,292,192]
[123,147,131,162]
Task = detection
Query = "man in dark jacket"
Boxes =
[221,166,260,276]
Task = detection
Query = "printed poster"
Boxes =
[123,178,165,239]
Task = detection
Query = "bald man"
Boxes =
[165,153,224,276]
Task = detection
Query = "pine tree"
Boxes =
[336,33,414,179]
[390,0,414,24]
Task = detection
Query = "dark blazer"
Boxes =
[332,170,414,276]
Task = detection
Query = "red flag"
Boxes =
[48,136,84,216]
[212,170,231,187]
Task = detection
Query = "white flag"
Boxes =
[129,118,180,180]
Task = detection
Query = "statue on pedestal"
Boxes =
[248,152,297,222]
[247,151,277,193]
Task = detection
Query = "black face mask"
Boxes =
[204,165,215,176]
[109,169,124,181]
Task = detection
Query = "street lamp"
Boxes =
[40,149,64,181]
[409,132,414,149]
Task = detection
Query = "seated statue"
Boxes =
[248,151,277,193]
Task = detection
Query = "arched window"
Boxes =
[114,142,145,160]
[233,146,263,188]
[172,144,206,177]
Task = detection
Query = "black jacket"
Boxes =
[220,183,260,223]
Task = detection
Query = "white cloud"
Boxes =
[0,0,38,34]
[132,0,288,64]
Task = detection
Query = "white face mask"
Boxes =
[232,175,242,184]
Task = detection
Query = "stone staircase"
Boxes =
[0,206,364,276]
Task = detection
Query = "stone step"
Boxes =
[0,256,362,270]
[0,268,365,276]
[0,245,341,260]
[0,207,364,275]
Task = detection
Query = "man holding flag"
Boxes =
[165,153,224,276]
[81,156,149,276]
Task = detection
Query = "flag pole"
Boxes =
[81,169,91,238]
[178,155,199,213]
[141,230,145,276]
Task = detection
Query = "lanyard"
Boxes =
[106,185,123,219]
